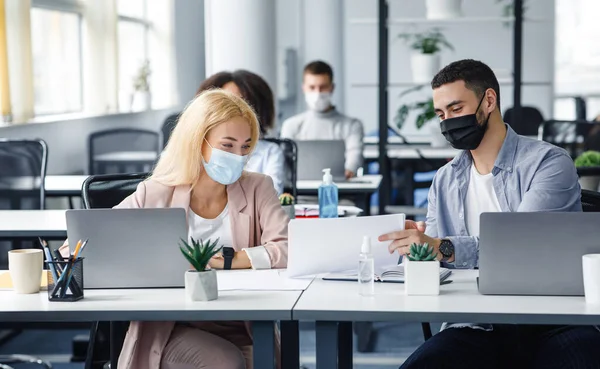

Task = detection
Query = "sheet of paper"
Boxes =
[286,214,405,278]
[294,204,363,217]
[216,269,313,291]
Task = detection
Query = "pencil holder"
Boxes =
[47,258,84,302]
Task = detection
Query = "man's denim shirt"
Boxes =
[426,125,582,270]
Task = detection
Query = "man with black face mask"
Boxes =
[378,60,600,368]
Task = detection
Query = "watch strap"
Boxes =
[223,247,234,270]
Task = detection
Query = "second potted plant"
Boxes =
[575,151,600,191]
[279,193,295,220]
[395,86,448,147]
[180,237,222,301]
[399,28,454,84]
[405,243,440,296]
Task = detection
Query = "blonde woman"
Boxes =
[113,90,288,368]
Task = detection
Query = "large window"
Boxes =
[30,7,82,115]
[555,0,600,120]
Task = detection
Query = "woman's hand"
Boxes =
[208,250,252,269]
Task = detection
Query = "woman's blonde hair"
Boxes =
[151,89,260,187]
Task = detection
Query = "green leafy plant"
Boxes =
[179,237,222,272]
[395,85,437,130]
[398,28,454,54]
[575,151,600,168]
[496,0,529,27]
[407,243,438,262]
[279,193,295,206]
[133,60,151,92]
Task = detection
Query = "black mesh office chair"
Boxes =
[82,173,147,369]
[88,129,161,175]
[539,120,600,158]
[504,106,544,136]
[0,141,51,369]
[161,113,179,149]
[582,189,600,212]
[263,138,298,200]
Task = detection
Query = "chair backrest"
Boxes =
[503,106,544,136]
[539,120,600,158]
[582,189,600,212]
[0,139,48,210]
[161,113,179,148]
[263,137,298,200]
[88,128,161,175]
[82,173,148,209]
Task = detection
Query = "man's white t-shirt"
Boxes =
[464,164,502,237]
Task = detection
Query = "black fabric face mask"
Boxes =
[439,94,491,150]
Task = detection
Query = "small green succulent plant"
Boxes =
[179,237,222,272]
[279,193,295,206]
[407,243,438,262]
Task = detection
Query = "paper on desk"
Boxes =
[286,214,405,278]
[294,204,363,217]
[216,269,312,291]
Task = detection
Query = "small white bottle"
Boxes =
[358,236,375,296]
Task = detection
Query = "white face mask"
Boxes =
[305,92,332,112]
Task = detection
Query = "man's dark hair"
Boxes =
[303,60,334,83]
[197,70,275,135]
[431,59,501,109]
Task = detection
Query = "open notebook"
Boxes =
[322,264,452,284]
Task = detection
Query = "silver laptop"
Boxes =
[66,208,188,289]
[478,212,600,296]
[296,140,346,181]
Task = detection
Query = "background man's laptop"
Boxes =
[66,208,188,289]
[296,140,346,181]
[478,212,600,296]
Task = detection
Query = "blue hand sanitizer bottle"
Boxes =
[319,168,338,218]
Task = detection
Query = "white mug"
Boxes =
[582,254,600,304]
[8,249,44,294]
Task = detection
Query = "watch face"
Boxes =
[440,240,454,257]
[223,247,235,257]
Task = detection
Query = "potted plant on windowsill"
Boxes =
[425,0,463,20]
[180,237,222,301]
[395,86,448,147]
[131,59,152,112]
[405,243,440,296]
[399,28,454,84]
[575,151,600,191]
[279,193,295,220]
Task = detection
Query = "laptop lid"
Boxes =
[66,208,188,289]
[478,212,600,296]
[296,140,346,180]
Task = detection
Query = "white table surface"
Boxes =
[45,174,383,196]
[293,270,600,325]
[94,151,158,162]
[0,288,302,322]
[363,145,459,160]
[0,210,66,239]
[296,175,382,192]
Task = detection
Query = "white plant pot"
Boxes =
[425,0,463,19]
[405,259,440,296]
[185,270,218,301]
[131,91,152,112]
[428,121,449,148]
[579,176,600,191]
[282,205,295,219]
[411,53,441,84]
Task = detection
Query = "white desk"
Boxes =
[0,210,66,240]
[363,145,459,160]
[45,174,384,198]
[0,288,302,369]
[294,271,600,368]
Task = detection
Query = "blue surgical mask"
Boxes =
[202,139,247,185]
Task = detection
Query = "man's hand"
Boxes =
[345,170,355,179]
[378,220,442,260]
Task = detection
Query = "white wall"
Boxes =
[343,0,555,136]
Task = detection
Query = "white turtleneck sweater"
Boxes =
[280,108,364,172]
